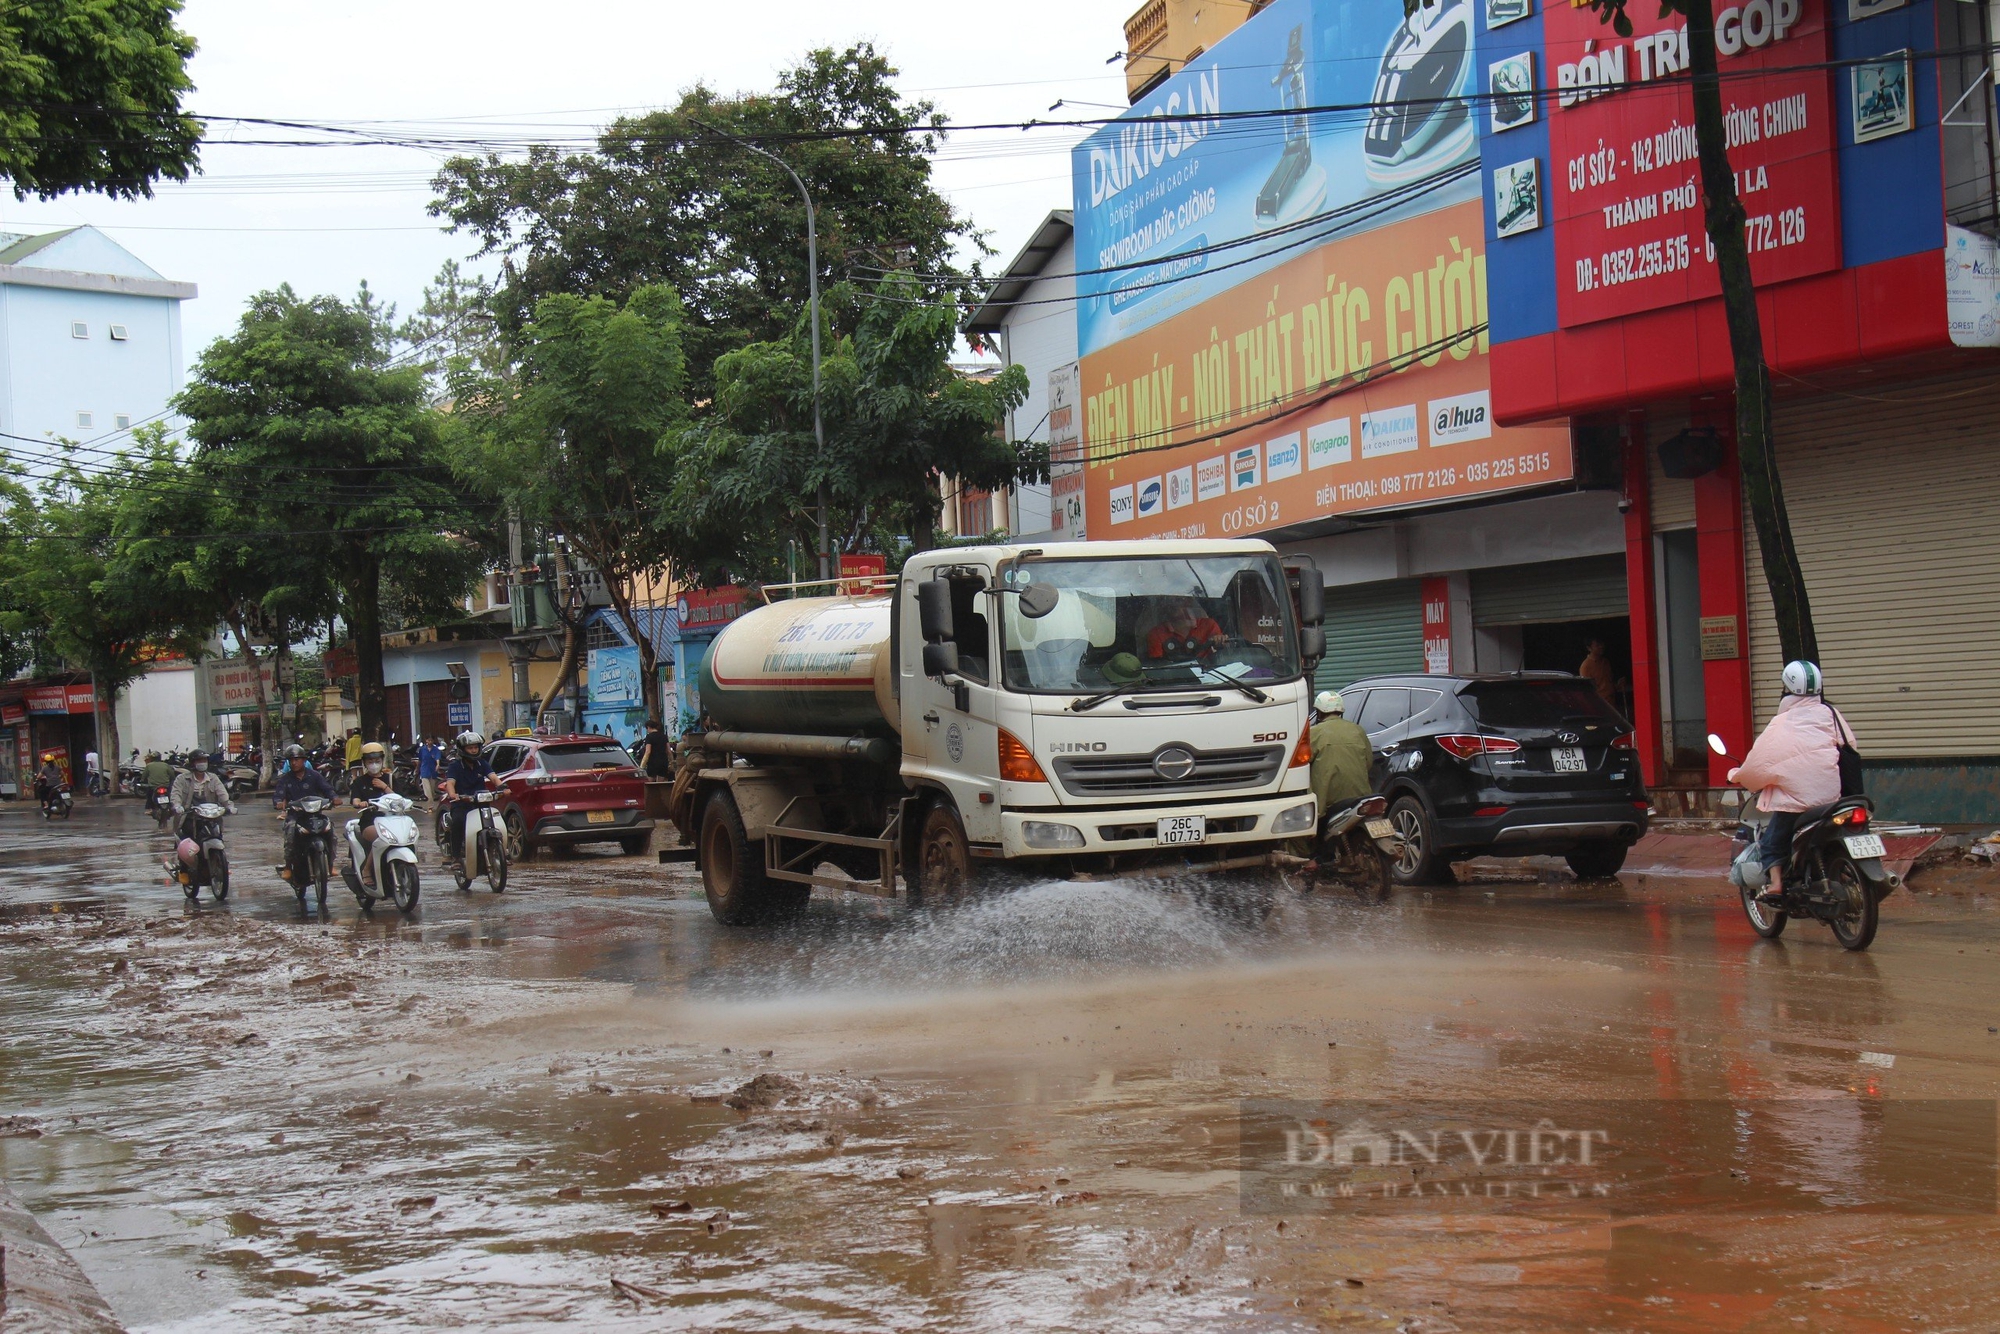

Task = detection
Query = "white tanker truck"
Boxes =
[665,539,1328,923]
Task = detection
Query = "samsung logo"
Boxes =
[1138,476,1164,515]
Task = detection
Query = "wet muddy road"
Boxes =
[4,801,2000,1332]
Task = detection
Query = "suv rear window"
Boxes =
[537,742,635,772]
[1463,681,1625,729]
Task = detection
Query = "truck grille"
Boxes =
[1052,744,1285,796]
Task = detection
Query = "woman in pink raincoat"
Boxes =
[1727,660,1856,902]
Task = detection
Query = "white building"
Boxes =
[964,210,1078,541]
[0,225,194,448]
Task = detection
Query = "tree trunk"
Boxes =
[538,545,582,731]
[95,685,120,797]
[345,555,389,742]
[1683,0,1818,664]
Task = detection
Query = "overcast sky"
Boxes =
[2,0,1132,355]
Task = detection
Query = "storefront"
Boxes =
[1471,0,2000,818]
[0,679,98,793]
[665,587,747,736]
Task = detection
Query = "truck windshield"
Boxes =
[997,555,1301,694]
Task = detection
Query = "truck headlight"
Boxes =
[1021,820,1086,849]
[1271,801,1316,835]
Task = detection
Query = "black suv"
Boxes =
[1340,672,1650,883]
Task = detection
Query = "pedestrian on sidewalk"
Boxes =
[417,735,441,805]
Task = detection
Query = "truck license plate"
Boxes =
[1365,818,1394,839]
[1156,815,1206,846]
[586,810,616,824]
[1552,747,1586,773]
[1844,833,1885,859]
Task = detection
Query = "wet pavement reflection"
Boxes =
[4,800,1999,1331]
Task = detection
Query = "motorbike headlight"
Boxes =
[1272,801,1317,835]
[1021,820,1086,850]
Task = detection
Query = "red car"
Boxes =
[483,734,656,856]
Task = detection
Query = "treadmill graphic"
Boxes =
[1256,26,1312,220]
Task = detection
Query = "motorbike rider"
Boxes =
[1727,660,1857,905]
[274,744,336,867]
[348,741,396,884]
[1308,691,1374,815]
[33,754,66,808]
[169,751,236,840]
[141,750,175,798]
[438,730,494,868]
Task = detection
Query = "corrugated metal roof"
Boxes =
[585,604,682,648]
[965,210,1074,336]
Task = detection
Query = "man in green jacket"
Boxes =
[1309,691,1374,813]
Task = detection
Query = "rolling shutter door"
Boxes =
[417,680,454,740]
[1315,578,1422,692]
[1745,370,2000,757]
[1469,555,1629,626]
[384,684,410,741]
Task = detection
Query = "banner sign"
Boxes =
[676,585,748,631]
[587,646,644,708]
[1083,200,1572,539]
[206,657,277,717]
[0,701,23,725]
[1543,0,1840,327]
[1070,0,1482,359]
[25,684,93,715]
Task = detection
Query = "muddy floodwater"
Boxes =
[5,802,2000,1332]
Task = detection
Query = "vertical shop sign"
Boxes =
[1422,576,1453,673]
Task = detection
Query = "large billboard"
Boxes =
[1074,0,1571,540]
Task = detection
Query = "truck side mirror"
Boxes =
[1017,582,1060,619]
[1296,576,1325,625]
[923,641,960,679]
[1299,625,1325,663]
[917,579,955,643]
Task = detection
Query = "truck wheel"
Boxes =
[1387,796,1450,887]
[910,801,972,905]
[699,791,804,925]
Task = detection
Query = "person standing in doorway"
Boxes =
[1579,638,1617,705]
[417,735,441,805]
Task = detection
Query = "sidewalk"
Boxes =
[0,1177,124,1333]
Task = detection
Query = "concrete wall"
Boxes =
[998,231,1078,538]
[113,664,200,760]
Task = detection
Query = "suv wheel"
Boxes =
[1564,842,1628,879]
[1387,795,1449,886]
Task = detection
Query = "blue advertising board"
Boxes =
[586,646,644,709]
[1070,0,1483,358]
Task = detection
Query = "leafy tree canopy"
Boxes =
[429,44,978,393]
[0,0,200,199]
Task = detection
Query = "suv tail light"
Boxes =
[1435,734,1523,760]
[1611,732,1636,750]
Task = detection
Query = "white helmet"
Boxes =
[457,730,485,752]
[1781,661,1822,696]
[1314,690,1345,716]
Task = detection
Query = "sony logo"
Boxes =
[1048,741,1109,753]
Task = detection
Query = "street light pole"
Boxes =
[699,124,829,580]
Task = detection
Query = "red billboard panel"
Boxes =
[1545,0,1840,327]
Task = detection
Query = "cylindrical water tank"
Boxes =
[697,594,898,736]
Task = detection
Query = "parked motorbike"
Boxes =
[1713,733,1897,952]
[165,802,230,902]
[280,796,336,916]
[40,783,74,821]
[446,790,508,894]
[391,760,422,801]
[86,768,111,797]
[1306,794,1400,902]
[340,793,421,914]
[222,761,260,798]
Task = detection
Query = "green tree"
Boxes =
[0,451,208,788]
[175,285,478,744]
[1566,0,1816,661]
[429,44,979,395]
[0,0,200,198]
[445,285,688,722]
[667,278,1034,580]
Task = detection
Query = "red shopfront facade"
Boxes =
[1473,0,2000,799]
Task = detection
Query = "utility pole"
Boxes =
[697,122,829,580]
[507,506,531,724]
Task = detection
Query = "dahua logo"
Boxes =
[1425,390,1493,446]
[1435,402,1485,433]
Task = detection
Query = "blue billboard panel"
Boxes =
[1071,0,1483,358]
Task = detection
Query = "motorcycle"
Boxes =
[222,761,260,798]
[165,801,231,902]
[340,793,421,914]
[280,796,337,916]
[445,789,508,894]
[145,782,175,829]
[86,769,111,797]
[40,783,74,820]
[1306,794,1401,903]
[1713,733,1897,952]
